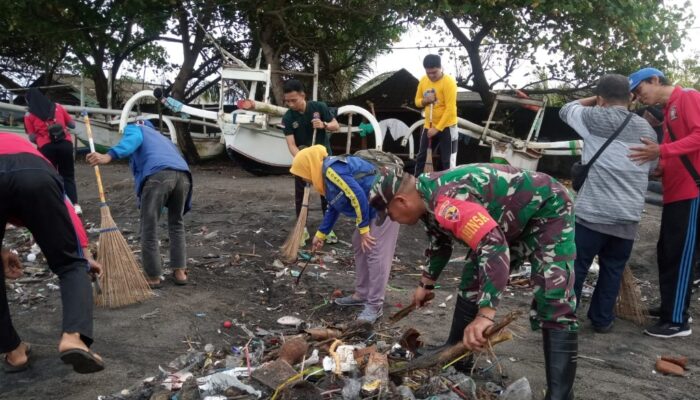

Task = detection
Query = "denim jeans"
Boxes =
[573,223,634,328]
[139,170,190,278]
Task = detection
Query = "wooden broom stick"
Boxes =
[424,102,434,173]
[83,112,152,307]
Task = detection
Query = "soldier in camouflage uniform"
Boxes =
[370,163,578,400]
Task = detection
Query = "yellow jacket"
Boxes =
[414,74,458,131]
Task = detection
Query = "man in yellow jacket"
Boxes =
[414,54,459,175]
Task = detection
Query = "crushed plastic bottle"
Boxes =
[341,378,361,400]
[397,385,416,399]
[499,377,532,400]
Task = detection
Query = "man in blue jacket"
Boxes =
[86,122,192,288]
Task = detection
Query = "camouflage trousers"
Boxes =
[459,191,579,331]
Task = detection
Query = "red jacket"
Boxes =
[660,86,700,204]
[0,133,88,247]
[23,103,74,148]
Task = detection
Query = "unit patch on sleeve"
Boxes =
[434,195,498,250]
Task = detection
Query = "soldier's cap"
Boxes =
[369,169,405,224]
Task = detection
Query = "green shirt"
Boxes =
[282,100,333,152]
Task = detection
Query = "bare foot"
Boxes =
[5,342,29,366]
[58,333,103,363]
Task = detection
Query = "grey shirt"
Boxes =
[560,101,657,239]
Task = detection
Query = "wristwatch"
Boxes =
[418,281,435,290]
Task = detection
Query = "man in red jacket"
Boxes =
[1,133,104,373]
[629,67,700,338]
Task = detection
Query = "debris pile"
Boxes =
[97,312,528,400]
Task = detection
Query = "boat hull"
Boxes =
[73,119,224,160]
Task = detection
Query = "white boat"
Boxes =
[128,50,386,174]
[0,101,224,160]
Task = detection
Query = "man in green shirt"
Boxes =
[282,79,340,244]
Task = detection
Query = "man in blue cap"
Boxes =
[629,67,700,338]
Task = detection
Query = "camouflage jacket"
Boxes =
[417,163,572,308]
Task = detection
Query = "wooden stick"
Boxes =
[424,102,434,173]
[389,292,435,323]
[391,311,521,374]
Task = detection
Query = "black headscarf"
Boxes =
[26,88,55,121]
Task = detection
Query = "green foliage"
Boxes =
[667,53,700,90]
[237,0,406,103]
[0,0,170,104]
[397,0,693,101]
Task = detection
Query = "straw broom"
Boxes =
[83,112,153,307]
[424,102,434,173]
[615,266,648,326]
[280,112,321,261]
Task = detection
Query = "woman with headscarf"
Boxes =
[290,145,401,323]
[23,88,81,214]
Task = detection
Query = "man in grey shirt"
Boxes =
[560,74,657,333]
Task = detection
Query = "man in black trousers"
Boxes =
[1,133,104,374]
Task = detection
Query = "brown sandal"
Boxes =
[173,269,188,286]
[2,343,31,373]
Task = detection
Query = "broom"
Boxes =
[280,112,321,261]
[424,102,434,173]
[83,112,153,307]
[615,266,648,326]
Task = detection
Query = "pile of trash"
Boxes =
[3,226,59,309]
[98,311,532,400]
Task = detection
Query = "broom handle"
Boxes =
[345,113,353,154]
[82,112,107,204]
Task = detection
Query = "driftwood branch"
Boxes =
[391,310,522,374]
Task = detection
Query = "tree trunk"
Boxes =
[91,69,109,109]
[441,16,495,108]
[259,23,285,105]
[170,1,203,164]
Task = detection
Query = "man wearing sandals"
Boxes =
[1,133,104,374]
[371,164,578,400]
[87,121,192,288]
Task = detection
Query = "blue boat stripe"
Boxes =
[673,197,698,322]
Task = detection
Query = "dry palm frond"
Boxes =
[615,266,648,326]
[280,187,310,262]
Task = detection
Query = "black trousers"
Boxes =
[294,176,328,217]
[40,139,78,204]
[658,197,699,324]
[0,153,93,353]
[414,126,458,176]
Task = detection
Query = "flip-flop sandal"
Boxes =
[2,343,32,373]
[173,270,188,286]
[60,349,104,374]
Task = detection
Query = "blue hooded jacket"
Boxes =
[317,155,377,237]
[107,123,192,213]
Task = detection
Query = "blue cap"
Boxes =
[628,68,665,91]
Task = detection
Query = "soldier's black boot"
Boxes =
[543,329,577,400]
[446,294,479,344]
[444,295,479,372]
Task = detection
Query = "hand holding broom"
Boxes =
[84,112,152,307]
